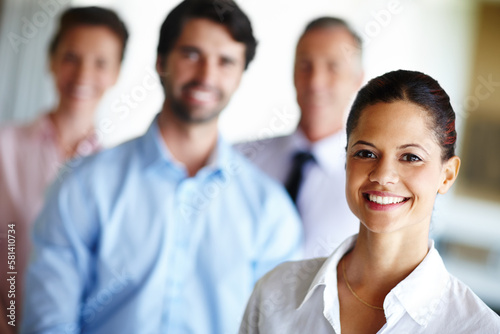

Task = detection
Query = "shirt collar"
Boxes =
[35,113,58,141]
[289,129,311,152]
[388,240,450,327]
[298,235,450,328]
[31,113,100,157]
[139,114,231,178]
[291,129,347,175]
[298,235,357,309]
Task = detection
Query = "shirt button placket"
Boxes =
[164,178,197,330]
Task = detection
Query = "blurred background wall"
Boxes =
[0,0,499,313]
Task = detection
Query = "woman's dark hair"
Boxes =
[346,70,457,161]
[49,6,129,61]
[157,0,257,69]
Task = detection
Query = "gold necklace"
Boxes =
[342,258,384,311]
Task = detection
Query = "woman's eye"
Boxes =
[355,150,376,159]
[402,153,422,162]
[62,53,78,63]
[297,61,311,73]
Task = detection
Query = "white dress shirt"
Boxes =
[239,235,500,334]
[235,130,359,259]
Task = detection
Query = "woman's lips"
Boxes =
[363,192,410,211]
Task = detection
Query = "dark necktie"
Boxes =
[285,151,315,203]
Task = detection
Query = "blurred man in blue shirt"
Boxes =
[21,1,302,333]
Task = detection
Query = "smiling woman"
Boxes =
[239,70,500,334]
[345,101,455,234]
[0,7,128,333]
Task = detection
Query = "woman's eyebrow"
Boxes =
[352,140,375,148]
[397,143,430,155]
[351,141,430,156]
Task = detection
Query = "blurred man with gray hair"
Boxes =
[237,17,364,258]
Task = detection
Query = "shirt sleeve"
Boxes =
[21,168,99,333]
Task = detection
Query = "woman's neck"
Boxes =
[345,225,430,301]
[50,105,96,159]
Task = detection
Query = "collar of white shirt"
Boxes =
[297,235,450,330]
[290,129,347,176]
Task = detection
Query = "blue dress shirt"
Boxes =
[22,119,303,334]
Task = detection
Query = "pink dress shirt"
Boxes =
[0,114,99,333]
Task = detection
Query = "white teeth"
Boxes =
[368,194,405,205]
[191,90,213,102]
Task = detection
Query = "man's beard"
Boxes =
[167,81,224,124]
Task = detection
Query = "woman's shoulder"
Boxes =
[255,257,327,298]
[0,115,48,142]
[241,257,334,333]
[0,119,37,153]
[436,274,500,331]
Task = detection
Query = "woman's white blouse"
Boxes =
[239,235,500,334]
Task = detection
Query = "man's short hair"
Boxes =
[301,16,362,55]
[157,0,257,69]
[49,6,129,61]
